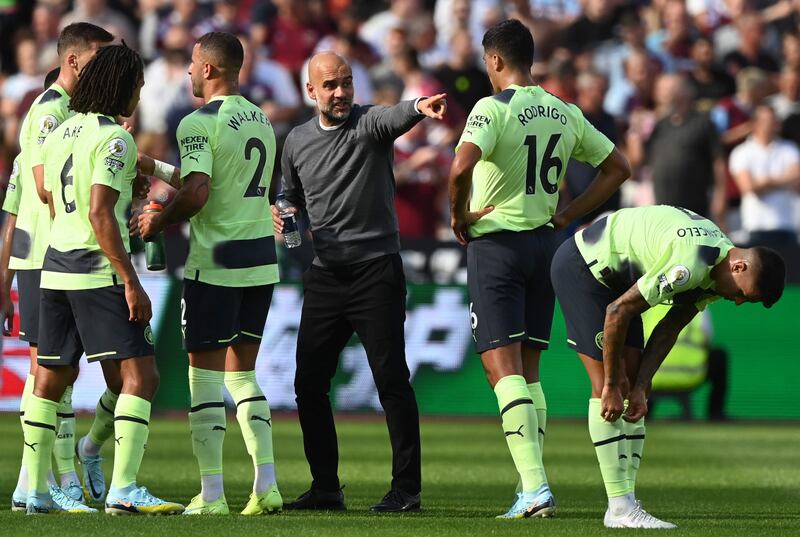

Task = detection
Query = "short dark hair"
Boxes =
[197,31,243,74]
[57,22,114,56]
[482,19,534,71]
[752,247,785,308]
[44,67,60,89]
[70,43,144,117]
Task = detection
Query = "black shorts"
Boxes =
[551,236,643,361]
[37,285,155,366]
[467,228,556,354]
[17,269,41,345]
[182,280,274,352]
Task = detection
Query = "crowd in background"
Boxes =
[1,0,799,279]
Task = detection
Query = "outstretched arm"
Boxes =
[366,95,447,142]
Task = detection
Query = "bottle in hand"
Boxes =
[275,193,301,249]
[143,201,166,271]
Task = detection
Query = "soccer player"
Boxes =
[23,43,183,516]
[448,19,630,519]
[0,24,120,512]
[137,32,281,516]
[551,205,785,528]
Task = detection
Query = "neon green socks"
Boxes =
[54,386,78,484]
[87,389,119,450]
[495,375,547,492]
[588,398,629,498]
[188,367,226,476]
[22,395,58,494]
[624,416,646,494]
[110,394,151,490]
[527,382,547,453]
[225,370,275,493]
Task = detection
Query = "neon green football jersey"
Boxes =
[2,84,72,270]
[4,155,21,216]
[456,84,614,238]
[177,95,279,287]
[41,113,137,290]
[575,205,735,310]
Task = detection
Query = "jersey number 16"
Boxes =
[523,133,562,196]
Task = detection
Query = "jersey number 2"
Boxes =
[244,137,267,198]
[60,155,76,213]
[524,133,562,195]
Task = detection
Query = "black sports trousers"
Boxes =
[294,253,421,495]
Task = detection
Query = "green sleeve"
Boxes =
[2,156,21,215]
[177,113,214,180]
[91,129,136,192]
[27,100,69,168]
[570,106,614,167]
[456,97,502,159]
[637,249,705,307]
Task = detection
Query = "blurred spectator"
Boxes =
[606,49,658,119]
[712,67,769,148]
[1,34,43,150]
[238,33,302,139]
[360,0,420,58]
[721,11,780,77]
[560,0,623,55]
[782,31,800,71]
[562,70,620,226]
[266,0,333,77]
[394,122,451,239]
[193,0,245,37]
[141,0,210,61]
[433,29,492,114]
[434,0,499,53]
[369,26,409,94]
[729,104,800,279]
[59,0,137,48]
[646,0,697,73]
[32,2,62,72]
[634,74,727,222]
[137,24,193,162]
[767,67,800,120]
[541,53,578,102]
[530,0,581,25]
[687,35,736,113]
[408,14,449,70]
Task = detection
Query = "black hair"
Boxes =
[482,19,534,71]
[44,67,60,89]
[197,31,243,74]
[752,247,786,308]
[57,22,113,56]
[69,43,144,117]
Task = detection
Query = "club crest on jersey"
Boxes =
[108,137,128,158]
[669,265,690,286]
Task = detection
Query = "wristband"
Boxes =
[153,159,176,183]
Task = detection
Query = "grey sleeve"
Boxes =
[362,99,424,143]
[280,138,305,208]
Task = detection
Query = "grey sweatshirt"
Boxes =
[281,99,424,267]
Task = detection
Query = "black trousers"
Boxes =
[295,253,422,494]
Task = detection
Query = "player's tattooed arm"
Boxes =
[138,172,209,240]
[625,303,699,422]
[137,153,182,190]
[601,284,649,422]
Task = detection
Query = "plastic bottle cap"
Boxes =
[146,202,163,211]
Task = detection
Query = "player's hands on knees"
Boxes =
[624,387,648,422]
[137,211,160,241]
[125,280,152,323]
[600,384,624,422]
[451,206,494,246]
[0,291,14,336]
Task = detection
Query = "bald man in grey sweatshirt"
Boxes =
[273,52,447,513]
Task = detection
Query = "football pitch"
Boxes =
[0,414,797,536]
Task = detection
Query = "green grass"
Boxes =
[1,414,798,536]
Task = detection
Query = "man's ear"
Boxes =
[306,81,317,102]
[731,259,748,274]
[491,53,504,73]
[68,52,79,75]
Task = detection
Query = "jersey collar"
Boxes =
[50,83,69,98]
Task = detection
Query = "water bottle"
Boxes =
[275,193,301,248]
[143,200,166,271]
